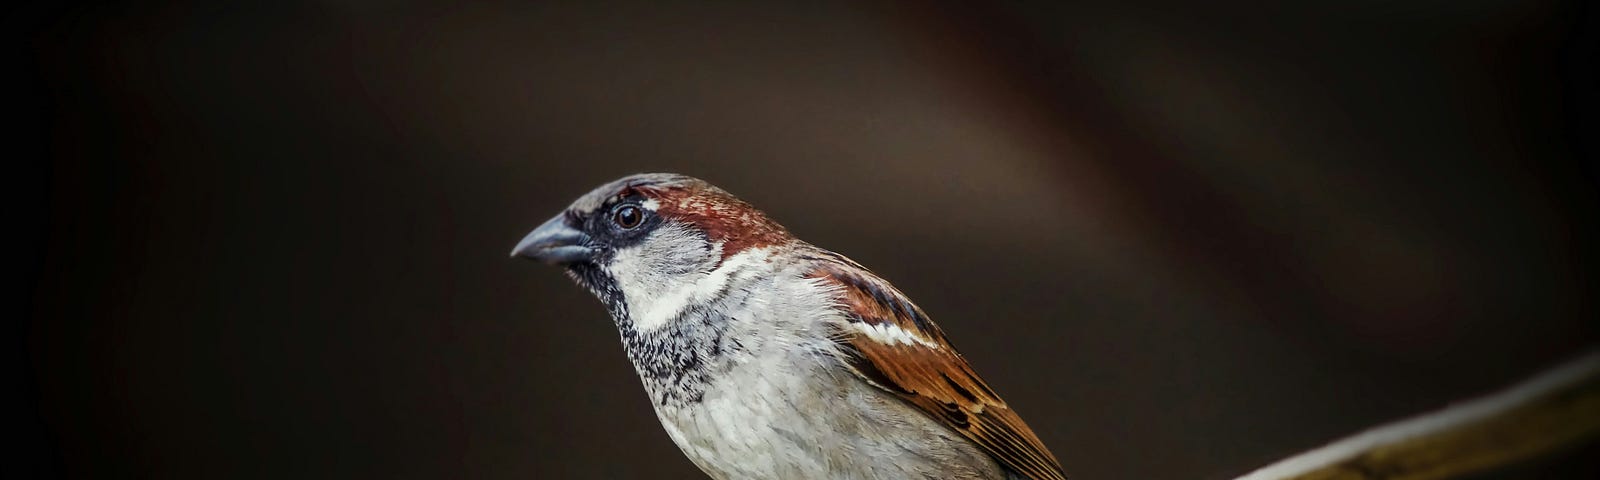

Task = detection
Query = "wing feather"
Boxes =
[807,254,1067,480]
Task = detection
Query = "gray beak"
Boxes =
[511,215,598,264]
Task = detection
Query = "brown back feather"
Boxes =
[807,254,1068,480]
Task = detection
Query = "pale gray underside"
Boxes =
[653,343,1012,480]
[615,247,1017,480]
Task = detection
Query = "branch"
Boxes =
[1235,350,1600,480]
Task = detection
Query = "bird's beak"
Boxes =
[511,215,597,265]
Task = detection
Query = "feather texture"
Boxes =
[807,252,1068,480]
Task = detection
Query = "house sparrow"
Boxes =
[512,173,1066,480]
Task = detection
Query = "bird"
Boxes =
[511,173,1066,480]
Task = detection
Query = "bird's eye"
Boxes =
[612,204,644,229]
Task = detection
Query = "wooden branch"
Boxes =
[1235,350,1600,480]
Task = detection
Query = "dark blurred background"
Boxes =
[11,0,1599,478]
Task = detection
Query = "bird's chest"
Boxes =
[650,349,851,480]
[610,276,1005,479]
[640,346,1008,480]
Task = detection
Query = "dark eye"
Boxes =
[612,204,644,229]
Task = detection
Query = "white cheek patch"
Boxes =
[611,245,773,332]
[852,322,939,348]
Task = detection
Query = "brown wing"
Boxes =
[806,253,1067,480]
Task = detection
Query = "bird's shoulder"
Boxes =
[796,248,1068,480]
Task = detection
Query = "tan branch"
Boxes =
[1235,350,1600,480]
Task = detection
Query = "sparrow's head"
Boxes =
[512,173,793,326]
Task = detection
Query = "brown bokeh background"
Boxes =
[14,0,1599,479]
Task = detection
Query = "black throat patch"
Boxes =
[615,302,742,407]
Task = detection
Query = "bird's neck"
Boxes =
[614,305,736,407]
